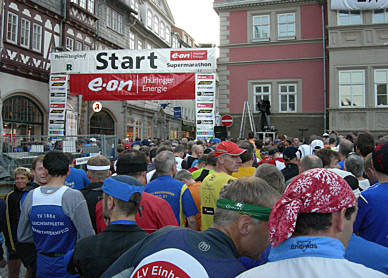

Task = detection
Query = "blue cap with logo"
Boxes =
[102,177,143,201]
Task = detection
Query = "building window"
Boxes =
[2,96,44,136]
[153,16,159,34]
[134,0,139,15]
[279,84,297,112]
[184,34,188,43]
[278,13,295,39]
[107,7,123,33]
[146,42,152,49]
[172,36,178,48]
[66,37,74,50]
[147,10,152,29]
[137,40,143,49]
[253,84,271,113]
[338,10,361,25]
[165,26,170,44]
[129,31,135,49]
[375,69,388,106]
[160,21,165,40]
[90,110,115,135]
[79,0,86,9]
[253,15,270,40]
[84,44,91,50]
[373,9,388,23]
[20,18,31,48]
[32,24,42,51]
[88,0,94,13]
[75,41,83,51]
[339,70,365,107]
[7,12,18,44]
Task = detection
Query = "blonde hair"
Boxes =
[14,167,32,180]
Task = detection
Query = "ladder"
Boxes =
[239,101,256,139]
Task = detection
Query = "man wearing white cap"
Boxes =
[236,168,385,278]
[68,177,147,278]
[200,141,246,231]
[81,155,111,232]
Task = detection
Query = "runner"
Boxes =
[17,151,94,278]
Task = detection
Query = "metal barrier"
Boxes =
[0,134,118,193]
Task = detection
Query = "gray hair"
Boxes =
[254,164,286,194]
[154,151,175,174]
[213,177,280,228]
[338,139,354,156]
[300,155,323,172]
[345,154,364,178]
[174,169,192,181]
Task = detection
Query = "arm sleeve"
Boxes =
[182,187,198,218]
[62,189,95,239]
[100,237,148,278]
[82,171,90,187]
[353,196,370,234]
[157,199,178,228]
[17,191,34,243]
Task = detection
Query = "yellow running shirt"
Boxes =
[200,172,235,231]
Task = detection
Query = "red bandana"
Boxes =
[268,168,356,247]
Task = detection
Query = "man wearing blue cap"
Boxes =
[68,177,147,278]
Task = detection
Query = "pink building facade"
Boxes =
[214,0,326,138]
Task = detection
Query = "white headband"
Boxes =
[87,165,110,170]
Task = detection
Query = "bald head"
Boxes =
[300,155,323,172]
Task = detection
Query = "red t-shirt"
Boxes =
[96,192,178,234]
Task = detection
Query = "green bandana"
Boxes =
[216,198,272,221]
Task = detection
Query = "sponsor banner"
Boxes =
[50,103,66,109]
[66,110,78,136]
[331,0,388,9]
[195,73,216,140]
[50,48,216,74]
[49,124,65,129]
[48,129,65,136]
[49,74,68,137]
[174,107,182,119]
[69,73,195,101]
[49,114,66,120]
[50,97,66,103]
[196,103,213,108]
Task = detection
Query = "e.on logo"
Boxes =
[88,77,133,92]
[170,50,207,61]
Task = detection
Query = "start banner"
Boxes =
[331,0,388,10]
[50,48,216,74]
[69,73,195,100]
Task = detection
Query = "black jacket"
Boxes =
[69,224,147,278]
[81,182,103,232]
[281,163,300,183]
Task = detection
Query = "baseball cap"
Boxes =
[283,146,298,161]
[102,177,143,201]
[311,139,324,151]
[373,142,388,175]
[214,141,246,157]
[322,133,329,137]
[211,138,221,144]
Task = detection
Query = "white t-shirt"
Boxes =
[236,256,386,278]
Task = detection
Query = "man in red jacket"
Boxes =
[96,150,178,233]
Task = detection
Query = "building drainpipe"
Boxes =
[0,0,5,153]
[321,1,327,133]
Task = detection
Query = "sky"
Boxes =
[166,0,220,46]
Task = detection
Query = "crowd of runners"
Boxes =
[1,130,388,277]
